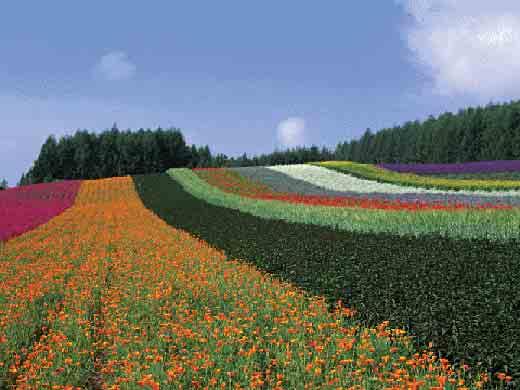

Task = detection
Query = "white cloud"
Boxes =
[397,0,520,100]
[94,51,136,81]
[277,117,306,148]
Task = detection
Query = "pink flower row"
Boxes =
[0,181,82,242]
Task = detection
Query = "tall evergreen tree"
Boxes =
[32,135,59,183]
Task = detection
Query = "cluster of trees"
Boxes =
[223,146,334,167]
[19,99,520,185]
[20,124,335,185]
[336,100,520,164]
[0,179,7,190]
[21,126,194,185]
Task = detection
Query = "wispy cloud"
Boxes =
[277,117,306,148]
[396,0,520,101]
[94,51,136,81]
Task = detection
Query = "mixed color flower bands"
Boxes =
[312,161,520,191]
[173,168,520,241]
[137,172,520,388]
[0,176,498,388]
[195,167,517,210]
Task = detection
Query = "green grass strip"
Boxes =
[167,168,520,242]
[312,161,520,191]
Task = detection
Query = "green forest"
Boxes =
[19,99,520,185]
[336,99,520,163]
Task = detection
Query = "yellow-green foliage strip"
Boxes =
[168,168,520,242]
[311,161,520,191]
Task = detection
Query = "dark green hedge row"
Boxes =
[132,173,520,384]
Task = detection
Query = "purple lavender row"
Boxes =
[378,160,520,174]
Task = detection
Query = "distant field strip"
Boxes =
[313,161,520,191]
[170,168,520,241]
[231,166,520,206]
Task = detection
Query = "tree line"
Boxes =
[19,124,334,185]
[21,126,192,185]
[336,99,520,164]
[18,99,520,185]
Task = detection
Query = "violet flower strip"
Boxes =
[0,180,82,241]
[378,160,520,174]
[230,167,520,206]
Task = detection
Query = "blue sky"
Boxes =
[2,1,520,185]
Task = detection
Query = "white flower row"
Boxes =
[266,164,520,197]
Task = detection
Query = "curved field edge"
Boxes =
[0,177,491,389]
[0,180,82,242]
[311,161,520,192]
[167,168,520,242]
[134,173,520,385]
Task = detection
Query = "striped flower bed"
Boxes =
[232,166,520,207]
[146,172,520,386]
[0,176,495,388]
[312,161,520,191]
[0,181,82,242]
[170,168,520,241]
[195,168,512,211]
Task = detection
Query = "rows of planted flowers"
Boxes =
[136,173,520,387]
[0,181,81,241]
[0,176,496,389]
[196,167,517,209]
[229,166,520,203]
[312,161,520,191]
[265,164,520,198]
[170,168,520,241]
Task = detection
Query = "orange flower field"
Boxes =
[0,177,499,389]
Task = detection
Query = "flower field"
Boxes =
[0,181,81,241]
[0,176,499,389]
[194,168,511,211]
[227,166,520,207]
[312,161,520,191]
[136,172,520,387]
[169,168,520,241]
[2,161,519,388]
